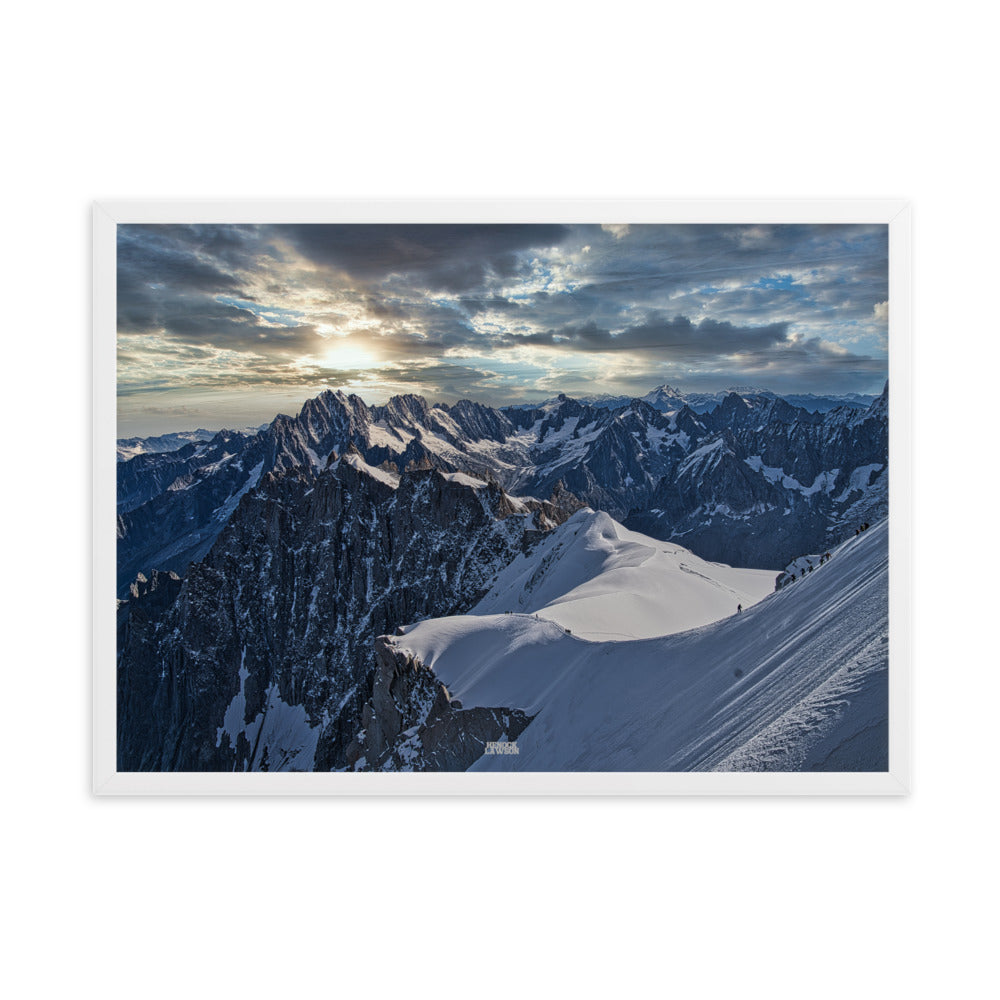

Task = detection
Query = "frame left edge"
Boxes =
[93,202,118,794]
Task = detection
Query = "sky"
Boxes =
[117,222,889,436]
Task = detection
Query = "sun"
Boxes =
[319,342,378,371]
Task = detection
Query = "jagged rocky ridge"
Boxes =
[118,383,888,592]
[116,393,532,594]
[348,637,533,771]
[116,453,582,771]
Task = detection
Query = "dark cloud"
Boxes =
[118,227,247,333]
[499,314,790,359]
[358,362,502,395]
[123,224,264,267]
[117,226,324,357]
[273,223,572,292]
[575,223,888,298]
[457,294,526,314]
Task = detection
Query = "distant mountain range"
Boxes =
[116,426,267,462]
[506,384,877,415]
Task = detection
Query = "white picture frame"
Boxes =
[94,199,911,795]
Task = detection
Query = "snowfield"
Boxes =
[392,517,888,771]
[473,509,777,640]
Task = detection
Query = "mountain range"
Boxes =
[508,384,877,415]
[117,383,886,593]
[116,383,889,772]
[116,426,266,463]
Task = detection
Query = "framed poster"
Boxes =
[94,200,911,794]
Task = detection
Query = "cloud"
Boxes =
[730,225,774,249]
[117,221,890,432]
[498,314,790,359]
[272,223,572,293]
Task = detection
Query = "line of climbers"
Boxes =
[775,548,837,591]
[777,521,872,595]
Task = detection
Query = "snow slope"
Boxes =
[392,519,889,771]
[473,509,777,639]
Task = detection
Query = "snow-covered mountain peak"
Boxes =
[455,507,777,640]
[640,384,686,406]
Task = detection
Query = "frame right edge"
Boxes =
[888,201,913,794]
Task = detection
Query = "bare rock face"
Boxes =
[118,569,183,622]
[347,637,532,772]
[116,459,571,772]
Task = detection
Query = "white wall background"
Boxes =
[3,2,995,996]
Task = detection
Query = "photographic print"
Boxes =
[96,202,909,792]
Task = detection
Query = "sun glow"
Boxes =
[318,343,378,371]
